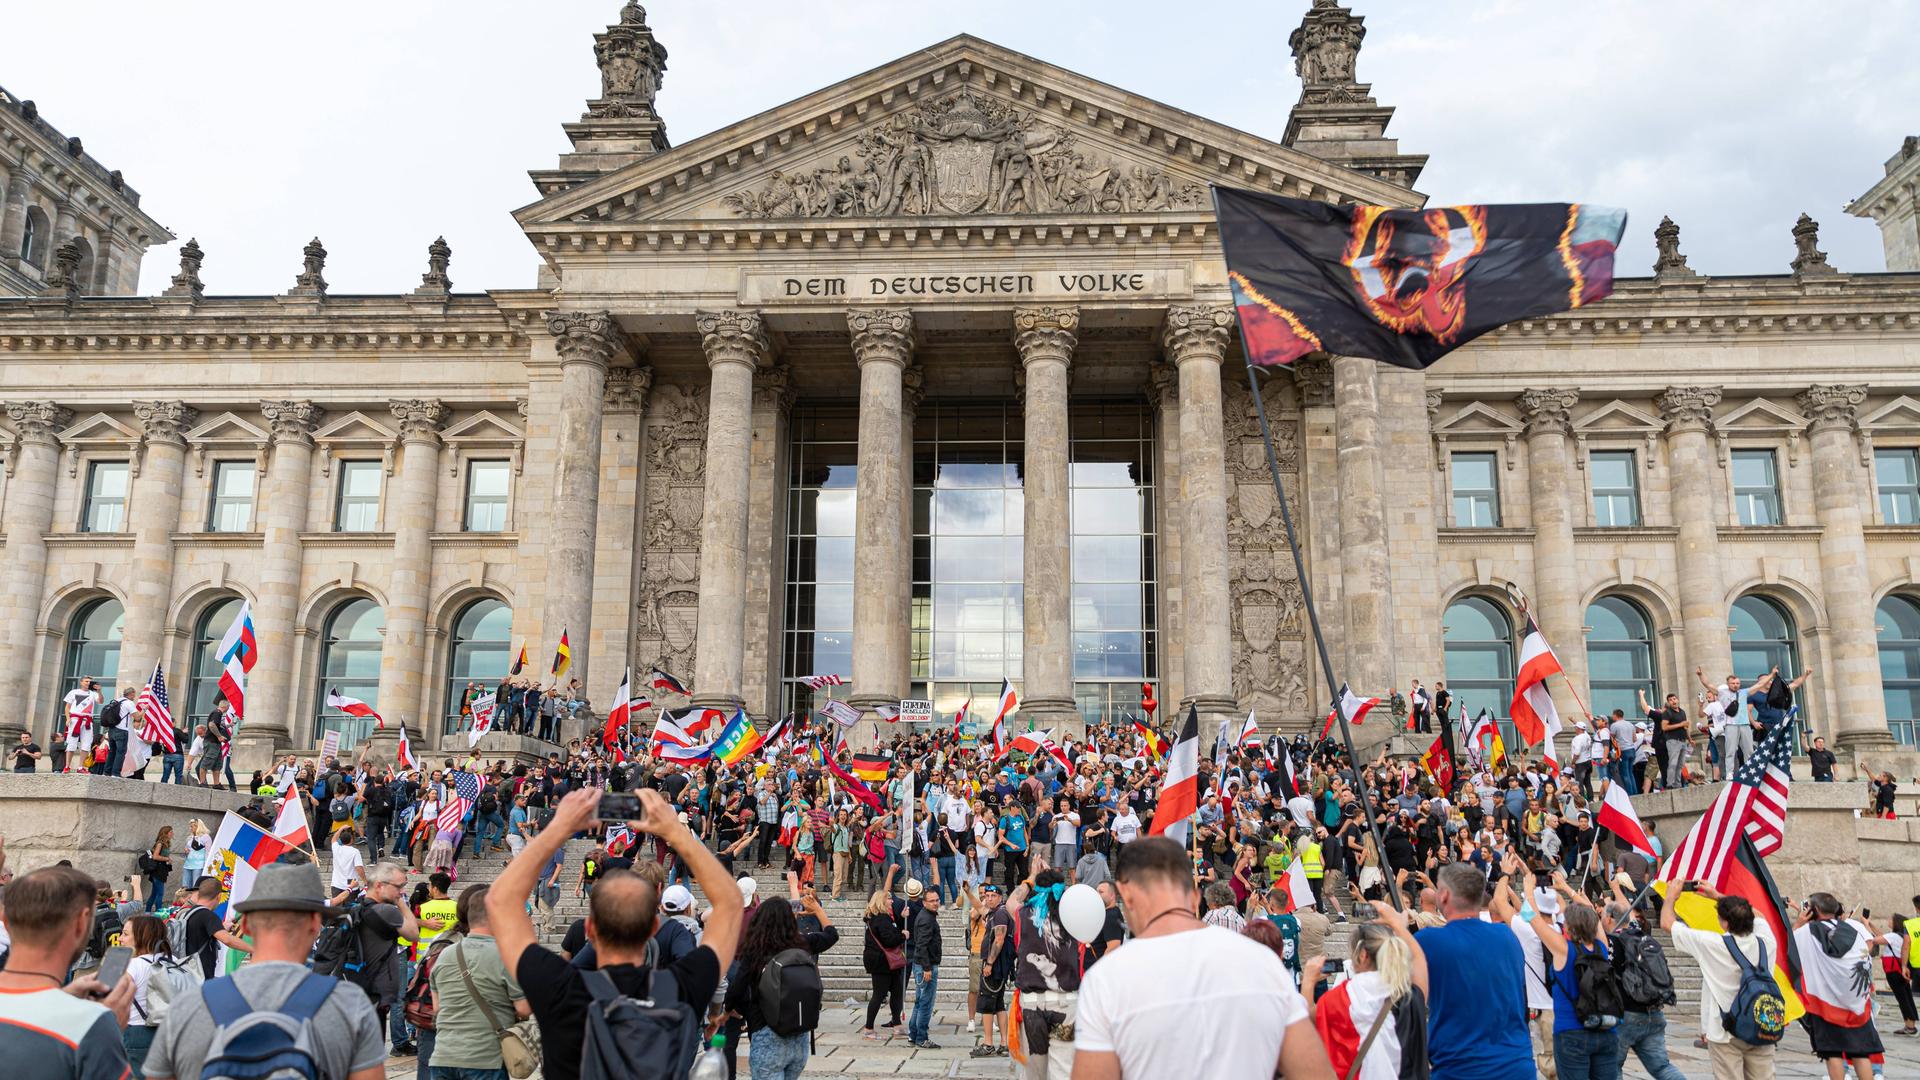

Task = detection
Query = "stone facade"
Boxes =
[2,4,1919,771]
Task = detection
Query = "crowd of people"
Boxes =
[2,661,1916,1080]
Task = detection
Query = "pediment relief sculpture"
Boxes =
[721,90,1208,219]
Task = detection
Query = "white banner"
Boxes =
[897,699,933,724]
[319,729,341,762]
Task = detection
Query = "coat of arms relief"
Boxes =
[722,90,1208,219]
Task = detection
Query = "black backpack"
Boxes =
[88,902,123,959]
[756,947,824,1037]
[477,788,498,816]
[579,966,699,1080]
[1571,944,1625,1030]
[308,902,377,998]
[330,797,353,822]
[1611,930,1676,1009]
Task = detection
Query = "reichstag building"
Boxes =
[3,2,1919,772]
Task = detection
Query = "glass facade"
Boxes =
[317,598,384,750]
[1586,595,1656,721]
[62,598,124,704]
[1879,594,1920,747]
[444,598,513,733]
[190,596,245,721]
[782,405,861,719]
[1443,595,1515,743]
[1069,403,1156,729]
[1730,594,1800,710]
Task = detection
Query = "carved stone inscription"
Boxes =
[723,90,1209,219]
[740,267,1190,305]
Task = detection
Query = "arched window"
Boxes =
[1729,595,1802,729]
[1586,595,1657,723]
[21,207,49,268]
[1879,594,1920,747]
[1444,596,1515,741]
[188,597,245,722]
[317,599,384,750]
[444,598,512,735]
[62,597,124,705]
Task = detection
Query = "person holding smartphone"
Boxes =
[0,865,137,1079]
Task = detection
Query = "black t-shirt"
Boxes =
[660,772,690,801]
[183,905,223,979]
[1810,748,1837,779]
[518,944,722,1080]
[560,918,589,959]
[12,743,40,770]
[1090,905,1126,961]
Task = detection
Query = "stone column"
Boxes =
[1656,386,1732,684]
[743,362,790,719]
[370,399,446,756]
[90,218,117,296]
[541,312,626,697]
[1014,307,1081,737]
[1,167,34,264]
[1798,385,1893,749]
[1333,356,1394,702]
[692,310,768,712]
[118,401,197,690]
[846,309,913,732]
[0,402,71,746]
[1163,305,1239,731]
[238,400,323,767]
[51,194,76,253]
[1516,389,1589,739]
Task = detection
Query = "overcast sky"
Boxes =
[6,1,1914,295]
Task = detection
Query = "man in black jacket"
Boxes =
[907,889,944,1048]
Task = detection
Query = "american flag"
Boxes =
[799,674,845,690]
[437,796,472,834]
[136,661,177,753]
[1657,716,1795,888]
[452,770,482,804]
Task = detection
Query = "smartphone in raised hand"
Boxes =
[597,792,642,822]
[94,946,132,996]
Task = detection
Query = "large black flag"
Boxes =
[1214,186,1626,370]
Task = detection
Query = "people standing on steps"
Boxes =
[906,885,943,1049]
[723,886,837,1079]
[860,889,907,1039]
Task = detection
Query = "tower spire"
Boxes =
[1281,1,1426,191]
[530,3,671,197]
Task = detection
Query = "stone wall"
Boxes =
[0,774,250,886]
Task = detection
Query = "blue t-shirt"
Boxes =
[1551,937,1610,1034]
[999,813,1028,852]
[1748,688,1786,729]
[1420,917,1534,1080]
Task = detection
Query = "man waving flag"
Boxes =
[216,600,257,721]
[1510,613,1565,770]
[136,661,177,753]
[1148,704,1201,845]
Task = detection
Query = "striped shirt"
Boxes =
[0,986,132,1080]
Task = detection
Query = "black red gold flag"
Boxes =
[1213,186,1626,369]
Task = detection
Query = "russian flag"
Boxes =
[217,601,257,722]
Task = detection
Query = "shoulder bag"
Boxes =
[453,940,541,1079]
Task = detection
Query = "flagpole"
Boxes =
[1239,349,1403,913]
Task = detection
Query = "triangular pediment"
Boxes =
[1574,400,1662,434]
[443,410,524,442]
[1717,398,1808,432]
[516,35,1420,235]
[313,411,397,443]
[1435,402,1523,436]
[1862,395,1920,433]
[187,412,270,443]
[58,413,140,445]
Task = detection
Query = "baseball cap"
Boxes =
[661,884,694,913]
[738,876,759,904]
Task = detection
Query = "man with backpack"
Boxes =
[1662,881,1782,1079]
[142,861,386,1080]
[485,786,741,1080]
[1604,899,1685,1080]
[310,862,421,1040]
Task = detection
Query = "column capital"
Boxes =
[1148,358,1179,410]
[1012,306,1079,369]
[1516,388,1579,436]
[4,401,73,444]
[752,357,797,414]
[901,362,927,415]
[604,365,654,413]
[1291,354,1334,408]
[1161,304,1234,364]
[389,398,449,444]
[261,400,325,446]
[546,309,630,370]
[133,401,198,447]
[1797,384,1867,433]
[696,309,770,371]
[847,308,915,368]
[1656,385,1723,434]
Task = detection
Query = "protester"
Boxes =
[143,861,386,1080]
[1522,873,1624,1080]
[0,866,136,1077]
[1302,902,1428,1080]
[906,886,943,1049]
[426,884,529,1080]
[1793,892,1883,1080]
[859,889,907,1039]
[122,914,171,1075]
[723,888,837,1077]
[179,876,252,980]
[1661,882,1778,1079]
[1418,862,1535,1079]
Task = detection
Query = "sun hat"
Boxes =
[231,861,330,915]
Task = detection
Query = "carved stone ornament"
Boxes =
[1221,373,1309,720]
[847,308,916,367]
[604,366,654,412]
[1796,384,1867,432]
[635,382,709,680]
[1790,213,1837,276]
[1289,0,1370,105]
[1290,354,1334,409]
[1655,386,1722,433]
[40,238,81,298]
[722,89,1207,219]
[1516,388,1580,436]
[547,310,623,369]
[1162,304,1234,363]
[589,2,667,119]
[5,401,74,444]
[389,399,449,443]
[133,401,198,446]
[1148,358,1180,410]
[163,238,205,300]
[1012,306,1079,368]
[285,237,328,298]
[900,362,927,415]
[261,400,325,446]
[1652,216,1696,281]
[696,310,770,370]
[418,236,452,294]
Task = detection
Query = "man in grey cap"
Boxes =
[143,861,387,1080]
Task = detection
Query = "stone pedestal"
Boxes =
[0,402,71,746]
[848,309,913,736]
[1657,387,1731,684]
[243,401,324,763]
[1015,307,1080,739]
[0,773,251,883]
[692,311,768,712]
[1799,385,1894,748]
[1164,306,1239,732]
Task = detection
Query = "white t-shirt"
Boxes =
[1287,795,1315,829]
[329,841,364,891]
[1076,925,1307,1078]
[1509,914,1553,1010]
[1052,811,1080,845]
[1670,922,1771,1044]
[941,793,970,832]
[1111,811,1141,845]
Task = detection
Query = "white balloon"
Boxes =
[1059,883,1106,944]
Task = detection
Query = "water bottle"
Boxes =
[688,1033,728,1080]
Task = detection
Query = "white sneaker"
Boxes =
[967,1019,977,1033]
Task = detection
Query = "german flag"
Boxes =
[509,639,529,676]
[551,630,571,679]
[850,753,890,783]
[825,754,884,811]
[1131,715,1166,760]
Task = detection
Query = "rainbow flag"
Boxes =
[711,708,765,766]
